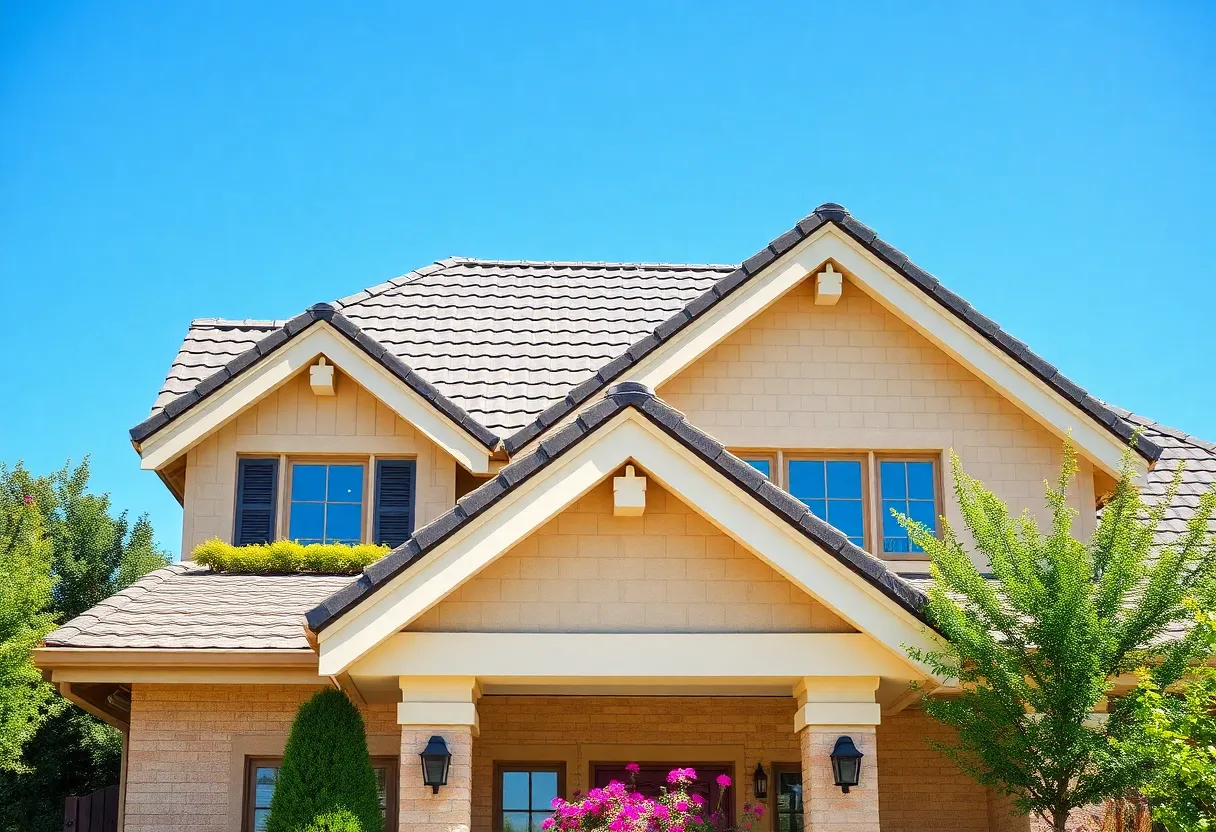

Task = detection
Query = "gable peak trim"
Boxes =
[129,302,501,452]
[501,203,1162,463]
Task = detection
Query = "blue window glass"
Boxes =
[788,459,865,547]
[880,460,937,553]
[743,458,772,479]
[289,463,365,544]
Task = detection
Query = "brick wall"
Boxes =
[182,368,456,554]
[473,696,802,832]
[408,480,853,633]
[877,710,991,832]
[658,279,1098,568]
[123,683,398,832]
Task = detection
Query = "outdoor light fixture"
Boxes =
[830,736,864,793]
[419,735,452,794]
[753,764,768,800]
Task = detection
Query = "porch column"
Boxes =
[398,677,479,832]
[794,677,882,832]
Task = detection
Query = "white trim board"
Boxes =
[137,323,492,474]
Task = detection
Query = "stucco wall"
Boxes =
[181,368,457,555]
[122,683,399,832]
[407,478,854,633]
[657,278,1098,569]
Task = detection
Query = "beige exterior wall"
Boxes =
[122,683,399,832]
[408,478,854,633]
[181,368,457,555]
[658,279,1098,569]
[473,695,801,832]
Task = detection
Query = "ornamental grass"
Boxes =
[192,538,388,575]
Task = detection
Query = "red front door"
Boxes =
[591,764,734,828]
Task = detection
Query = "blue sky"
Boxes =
[2,1,1213,554]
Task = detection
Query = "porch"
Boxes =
[394,691,1023,832]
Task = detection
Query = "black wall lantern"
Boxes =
[753,763,768,800]
[419,735,452,794]
[830,736,864,793]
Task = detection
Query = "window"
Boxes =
[288,462,365,544]
[786,458,866,548]
[244,756,398,832]
[771,764,803,832]
[879,459,938,554]
[495,764,564,832]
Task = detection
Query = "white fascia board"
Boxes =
[351,632,918,681]
[137,323,491,474]
[621,225,1132,478]
[317,410,941,679]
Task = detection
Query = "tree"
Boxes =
[0,481,56,771]
[266,688,382,832]
[1119,605,1216,832]
[901,442,1216,832]
[0,459,169,832]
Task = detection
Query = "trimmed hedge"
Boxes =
[192,538,388,575]
[265,689,382,832]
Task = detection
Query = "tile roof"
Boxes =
[130,303,501,450]
[305,382,931,636]
[43,562,354,650]
[140,205,1160,461]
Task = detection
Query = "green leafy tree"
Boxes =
[901,442,1216,832]
[0,481,56,771]
[1119,605,1216,832]
[266,688,382,832]
[0,459,169,832]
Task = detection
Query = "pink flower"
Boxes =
[653,805,671,821]
[609,818,628,832]
[666,767,697,784]
[671,826,686,832]
[689,794,706,807]
[626,762,641,774]
[715,774,731,788]
[674,800,689,813]
[22,495,33,506]
[541,819,555,831]
[751,805,766,817]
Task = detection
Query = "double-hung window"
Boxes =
[786,458,866,548]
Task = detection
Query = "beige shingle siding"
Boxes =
[408,479,854,634]
[182,368,456,554]
[658,279,1100,567]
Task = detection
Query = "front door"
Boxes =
[591,763,734,827]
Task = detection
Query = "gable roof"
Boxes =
[144,205,1162,464]
[305,382,930,637]
[129,303,501,451]
[500,204,1162,461]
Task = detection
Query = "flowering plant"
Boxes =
[544,765,765,832]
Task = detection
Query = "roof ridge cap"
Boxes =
[446,257,738,270]
[190,317,287,328]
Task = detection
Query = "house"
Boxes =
[34,203,1216,832]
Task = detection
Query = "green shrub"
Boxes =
[302,808,365,832]
[192,538,388,575]
[265,689,382,832]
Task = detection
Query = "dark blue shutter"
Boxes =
[234,458,278,545]
[374,459,415,547]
